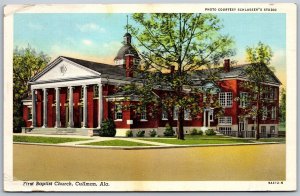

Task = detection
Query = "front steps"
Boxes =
[25,127,100,136]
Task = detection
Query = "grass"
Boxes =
[139,138,253,145]
[13,135,90,144]
[184,135,229,139]
[81,139,155,146]
[253,138,286,143]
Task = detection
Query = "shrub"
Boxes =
[126,130,133,137]
[149,130,157,137]
[190,128,198,135]
[163,123,175,136]
[13,116,25,133]
[205,129,216,136]
[98,119,116,137]
[136,130,145,137]
[197,130,203,136]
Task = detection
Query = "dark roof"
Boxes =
[192,64,281,85]
[123,32,132,37]
[114,44,140,61]
[61,56,126,77]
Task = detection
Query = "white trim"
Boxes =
[31,78,101,90]
[220,77,281,87]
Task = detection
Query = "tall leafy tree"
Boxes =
[242,42,274,140]
[126,13,235,139]
[13,45,50,132]
[279,87,286,125]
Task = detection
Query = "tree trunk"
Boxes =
[177,108,185,140]
[256,86,261,140]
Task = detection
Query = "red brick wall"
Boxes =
[47,89,54,127]
[60,88,67,127]
[218,80,239,125]
[36,90,42,127]
[87,85,94,128]
[73,86,81,127]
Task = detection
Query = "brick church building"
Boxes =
[22,32,281,137]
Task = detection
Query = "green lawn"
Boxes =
[81,139,155,146]
[253,138,286,143]
[140,138,253,145]
[13,135,90,144]
[184,135,231,139]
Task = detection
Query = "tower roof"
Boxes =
[114,44,140,61]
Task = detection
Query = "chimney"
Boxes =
[224,59,230,72]
[170,66,175,74]
[125,54,134,77]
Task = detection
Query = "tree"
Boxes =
[243,42,274,140]
[279,87,286,124]
[126,13,235,139]
[13,45,50,132]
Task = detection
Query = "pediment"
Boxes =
[33,57,100,82]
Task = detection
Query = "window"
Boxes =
[271,106,276,119]
[173,106,178,120]
[270,126,275,133]
[28,107,32,120]
[219,127,232,131]
[93,85,99,98]
[162,108,168,120]
[269,88,274,100]
[274,88,278,100]
[115,104,123,120]
[209,110,214,121]
[262,106,267,120]
[80,87,84,99]
[219,92,232,107]
[140,106,147,120]
[184,109,191,120]
[240,92,248,107]
[218,116,232,125]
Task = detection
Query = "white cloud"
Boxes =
[82,39,92,46]
[28,22,43,30]
[77,23,106,33]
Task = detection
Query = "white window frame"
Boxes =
[93,85,99,98]
[209,109,214,122]
[162,108,168,120]
[262,106,267,120]
[115,104,123,121]
[28,106,33,121]
[218,116,232,125]
[239,92,248,108]
[219,92,233,108]
[80,86,84,100]
[271,106,276,120]
[274,88,278,100]
[184,109,191,120]
[140,106,147,121]
[173,106,178,120]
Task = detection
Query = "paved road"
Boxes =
[13,144,285,181]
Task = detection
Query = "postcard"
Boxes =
[3,3,297,191]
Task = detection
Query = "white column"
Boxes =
[97,83,103,128]
[203,109,206,127]
[31,89,36,127]
[208,110,211,128]
[55,87,60,128]
[82,85,87,128]
[68,86,74,128]
[42,88,47,128]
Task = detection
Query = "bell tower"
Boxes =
[114,15,141,77]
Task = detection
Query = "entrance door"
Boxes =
[238,119,245,137]
[65,106,69,127]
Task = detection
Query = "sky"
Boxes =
[13,13,286,86]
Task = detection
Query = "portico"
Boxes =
[30,80,103,130]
